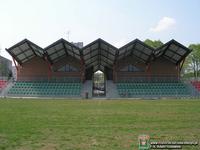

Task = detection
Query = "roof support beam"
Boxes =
[27,42,38,57]
[180,58,185,71]
[44,56,52,80]
[62,41,69,56]
[12,57,19,71]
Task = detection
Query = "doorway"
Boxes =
[92,70,106,97]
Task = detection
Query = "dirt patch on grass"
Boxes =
[39,143,57,150]
[0,134,8,147]
[38,129,59,150]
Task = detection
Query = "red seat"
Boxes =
[0,80,7,89]
[191,81,200,91]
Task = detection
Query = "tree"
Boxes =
[185,44,200,78]
[144,39,163,49]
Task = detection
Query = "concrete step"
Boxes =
[82,80,93,98]
[106,80,119,98]
[0,79,14,97]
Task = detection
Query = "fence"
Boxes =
[16,76,81,82]
[116,74,180,83]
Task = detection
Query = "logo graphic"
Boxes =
[138,134,150,150]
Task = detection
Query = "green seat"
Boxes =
[8,81,82,97]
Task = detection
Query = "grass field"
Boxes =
[0,99,200,150]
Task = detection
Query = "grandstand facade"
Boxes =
[4,38,195,98]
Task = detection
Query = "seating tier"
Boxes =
[8,81,81,97]
[117,82,190,97]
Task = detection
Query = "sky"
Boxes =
[0,0,200,61]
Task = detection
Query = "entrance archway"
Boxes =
[93,70,106,97]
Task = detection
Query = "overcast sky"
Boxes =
[0,0,200,61]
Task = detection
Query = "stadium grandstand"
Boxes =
[2,38,199,99]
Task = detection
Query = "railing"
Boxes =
[116,74,180,83]
[181,77,200,83]
[16,76,81,82]
[0,76,9,81]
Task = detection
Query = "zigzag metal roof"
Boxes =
[154,39,191,64]
[6,39,44,65]
[6,38,191,70]
[82,38,118,72]
[44,38,81,64]
[118,39,154,63]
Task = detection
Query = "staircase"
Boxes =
[82,80,93,98]
[0,80,14,97]
[187,81,200,98]
[106,80,119,98]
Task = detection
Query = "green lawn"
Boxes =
[0,99,200,150]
